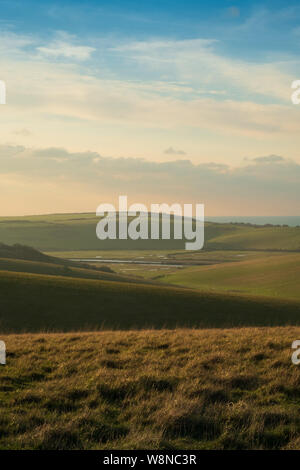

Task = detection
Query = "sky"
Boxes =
[0,0,299,216]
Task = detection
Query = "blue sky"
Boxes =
[1,0,300,56]
[0,1,299,215]
[1,0,299,105]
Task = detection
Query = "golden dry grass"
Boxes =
[0,327,300,450]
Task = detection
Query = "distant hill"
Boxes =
[0,242,115,270]
[0,213,300,252]
[0,242,67,264]
[207,216,300,226]
[207,225,300,251]
[0,256,153,285]
[0,243,161,285]
[161,252,300,301]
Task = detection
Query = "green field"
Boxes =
[47,249,181,261]
[0,213,299,251]
[161,253,300,301]
[208,225,300,251]
[0,213,188,251]
[0,257,149,285]
[0,218,299,451]
[1,328,299,450]
[46,250,300,300]
[0,240,300,333]
[1,269,300,333]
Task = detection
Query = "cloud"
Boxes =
[0,28,299,156]
[37,41,95,60]
[12,128,32,137]
[251,155,285,164]
[0,145,299,216]
[111,37,294,102]
[0,28,299,181]
[0,32,34,54]
[164,147,186,155]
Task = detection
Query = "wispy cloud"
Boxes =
[37,40,95,61]
[12,128,32,137]
[0,23,299,187]
[250,155,285,164]
[111,37,294,102]
[164,147,186,155]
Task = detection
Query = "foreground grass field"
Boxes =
[0,328,299,450]
[1,270,300,332]
[161,253,300,301]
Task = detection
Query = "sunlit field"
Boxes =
[1,328,299,450]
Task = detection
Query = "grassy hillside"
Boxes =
[161,253,300,301]
[0,213,299,252]
[207,225,300,251]
[0,243,66,264]
[0,213,188,251]
[0,242,158,285]
[1,328,299,450]
[0,257,148,285]
[0,270,300,333]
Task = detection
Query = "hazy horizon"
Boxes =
[1,211,299,227]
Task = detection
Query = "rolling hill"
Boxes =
[161,253,300,301]
[207,225,300,251]
[0,242,112,272]
[0,213,299,252]
[0,242,148,282]
[0,270,300,333]
[0,257,150,285]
